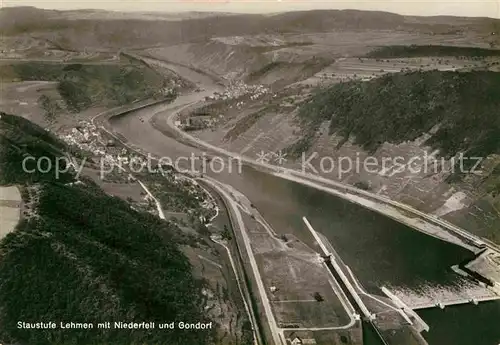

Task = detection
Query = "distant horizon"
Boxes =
[2,4,499,20]
[2,1,500,19]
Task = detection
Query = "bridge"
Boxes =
[302,217,376,321]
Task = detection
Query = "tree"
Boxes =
[354,181,370,191]
[37,94,60,122]
[313,292,324,302]
[197,223,210,237]
[58,80,91,112]
[222,224,232,240]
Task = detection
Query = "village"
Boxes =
[174,81,271,131]
[59,118,217,223]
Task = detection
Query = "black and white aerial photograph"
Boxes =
[0,0,499,344]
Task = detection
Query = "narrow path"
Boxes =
[137,180,165,220]
[197,255,223,269]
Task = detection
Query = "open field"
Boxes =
[81,166,146,202]
[0,80,62,126]
[256,246,352,328]
[293,55,492,86]
[0,186,21,239]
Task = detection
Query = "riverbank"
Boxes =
[150,101,485,255]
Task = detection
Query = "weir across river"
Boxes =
[384,288,500,310]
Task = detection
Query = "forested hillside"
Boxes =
[0,113,213,345]
[0,60,167,112]
[297,70,500,161]
[0,113,74,184]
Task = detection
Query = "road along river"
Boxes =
[106,63,500,345]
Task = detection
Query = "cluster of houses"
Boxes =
[61,121,107,156]
[176,82,271,130]
[60,120,217,219]
[175,114,217,131]
[61,120,162,176]
[205,81,270,102]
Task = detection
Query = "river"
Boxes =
[108,91,500,345]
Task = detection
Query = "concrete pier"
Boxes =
[302,217,331,259]
[381,287,430,332]
[302,217,375,320]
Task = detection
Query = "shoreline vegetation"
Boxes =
[291,70,500,182]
